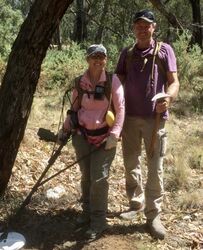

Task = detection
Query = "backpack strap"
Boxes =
[104,71,115,114]
[73,75,83,109]
[154,42,167,87]
[151,41,163,80]
[125,41,165,77]
[104,71,112,102]
[151,41,168,91]
[73,72,114,112]
[125,44,135,73]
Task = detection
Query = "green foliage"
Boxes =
[173,31,203,87]
[61,0,151,45]
[7,0,32,17]
[0,0,23,58]
[40,38,135,90]
[40,42,87,89]
[106,36,134,71]
[172,31,203,113]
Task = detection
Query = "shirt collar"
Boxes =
[82,70,106,84]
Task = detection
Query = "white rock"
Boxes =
[46,185,66,199]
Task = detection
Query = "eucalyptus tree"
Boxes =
[149,0,184,30]
[74,0,88,43]
[94,0,111,43]
[189,0,202,49]
[0,0,74,195]
[149,0,202,49]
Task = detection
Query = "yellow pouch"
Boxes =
[105,110,115,127]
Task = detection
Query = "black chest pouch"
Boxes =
[94,85,105,100]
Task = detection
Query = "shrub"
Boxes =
[106,36,134,71]
[173,31,203,86]
[0,0,23,59]
[172,31,203,114]
[40,42,87,90]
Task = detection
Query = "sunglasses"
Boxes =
[89,53,106,60]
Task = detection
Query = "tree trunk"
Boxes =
[74,0,87,43]
[149,0,184,31]
[95,0,110,43]
[51,24,62,50]
[0,0,74,196]
[189,0,202,50]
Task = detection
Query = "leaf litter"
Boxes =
[0,97,202,250]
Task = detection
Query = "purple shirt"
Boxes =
[115,40,177,118]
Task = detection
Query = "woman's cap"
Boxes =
[133,9,155,23]
[87,44,107,57]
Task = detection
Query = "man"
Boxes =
[115,9,179,240]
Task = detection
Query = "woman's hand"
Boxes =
[105,134,118,150]
[57,128,71,145]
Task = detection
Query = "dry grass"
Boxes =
[177,189,203,210]
[28,90,65,131]
[164,115,203,192]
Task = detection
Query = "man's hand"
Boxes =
[105,134,118,150]
[57,128,70,145]
[156,97,171,113]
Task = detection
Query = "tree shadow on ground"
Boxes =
[3,208,148,250]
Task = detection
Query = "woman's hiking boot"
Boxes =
[85,224,109,241]
[119,202,145,220]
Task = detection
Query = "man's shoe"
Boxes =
[146,216,166,240]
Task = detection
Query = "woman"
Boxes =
[59,44,125,239]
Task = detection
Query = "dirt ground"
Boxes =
[0,100,203,249]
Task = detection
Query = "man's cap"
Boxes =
[87,44,107,57]
[133,9,155,23]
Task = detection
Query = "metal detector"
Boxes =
[0,231,26,250]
